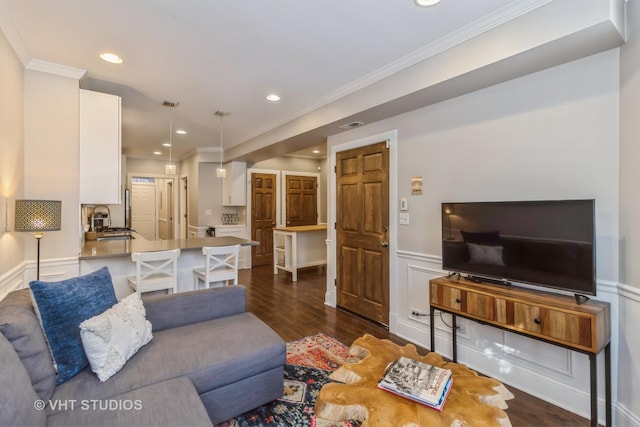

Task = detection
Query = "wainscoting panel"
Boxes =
[0,258,79,300]
[394,250,614,423]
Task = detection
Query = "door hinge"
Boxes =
[334,165,337,173]
[385,139,390,149]
[334,222,337,229]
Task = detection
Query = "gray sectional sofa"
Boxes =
[0,285,286,427]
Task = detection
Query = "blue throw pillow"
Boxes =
[29,267,117,384]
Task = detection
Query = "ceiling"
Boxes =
[2,0,530,162]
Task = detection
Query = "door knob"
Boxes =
[381,241,389,247]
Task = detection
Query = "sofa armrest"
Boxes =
[143,286,246,332]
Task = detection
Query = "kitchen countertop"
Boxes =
[80,234,258,260]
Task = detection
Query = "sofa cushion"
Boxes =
[80,293,153,382]
[51,312,285,407]
[0,288,56,401]
[46,377,213,427]
[30,267,118,384]
[0,332,47,427]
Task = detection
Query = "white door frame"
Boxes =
[180,175,188,239]
[127,173,180,240]
[326,129,398,331]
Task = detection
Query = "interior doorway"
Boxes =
[335,141,390,325]
[285,174,318,227]
[128,174,178,241]
[131,180,157,240]
[251,172,277,267]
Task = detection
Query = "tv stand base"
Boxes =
[429,276,611,427]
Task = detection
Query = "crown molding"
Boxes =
[242,0,553,142]
[0,0,31,65]
[25,59,86,80]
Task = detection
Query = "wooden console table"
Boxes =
[273,224,327,281]
[429,276,611,427]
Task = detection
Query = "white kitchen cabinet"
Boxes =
[222,161,246,206]
[79,89,122,204]
[213,225,250,268]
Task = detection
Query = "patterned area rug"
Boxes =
[218,333,361,427]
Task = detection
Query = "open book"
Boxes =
[378,356,452,410]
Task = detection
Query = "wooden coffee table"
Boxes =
[315,334,514,427]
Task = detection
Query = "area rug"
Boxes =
[217,333,361,427]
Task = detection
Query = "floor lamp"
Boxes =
[15,200,62,280]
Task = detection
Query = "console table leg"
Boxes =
[430,306,435,353]
[605,343,611,427]
[589,353,597,427]
[452,314,458,363]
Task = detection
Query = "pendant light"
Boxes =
[215,111,229,178]
[165,120,176,175]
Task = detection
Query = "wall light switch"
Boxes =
[399,212,410,225]
[400,198,408,211]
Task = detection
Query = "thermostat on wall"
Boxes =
[411,177,423,195]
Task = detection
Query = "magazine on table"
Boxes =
[377,356,453,410]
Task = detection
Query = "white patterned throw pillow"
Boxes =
[79,293,152,382]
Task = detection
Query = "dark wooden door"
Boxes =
[251,173,277,267]
[286,175,317,227]
[336,141,390,325]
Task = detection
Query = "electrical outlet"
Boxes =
[456,319,466,335]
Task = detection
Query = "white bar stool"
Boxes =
[128,249,181,295]
[193,245,240,289]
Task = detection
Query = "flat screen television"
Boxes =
[441,200,596,296]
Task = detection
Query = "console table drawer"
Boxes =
[430,283,463,311]
[431,282,495,322]
[514,302,592,348]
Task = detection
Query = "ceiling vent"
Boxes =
[339,121,364,130]
[162,100,179,108]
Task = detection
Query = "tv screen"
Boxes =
[441,200,596,296]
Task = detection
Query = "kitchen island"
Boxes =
[80,234,257,298]
[273,224,327,282]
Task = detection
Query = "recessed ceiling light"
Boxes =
[266,94,281,102]
[162,143,172,147]
[99,52,124,64]
[153,151,162,155]
[312,150,321,154]
[175,129,187,135]
[414,0,441,6]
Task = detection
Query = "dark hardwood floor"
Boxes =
[239,265,593,426]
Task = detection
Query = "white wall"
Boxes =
[617,0,640,424]
[328,49,629,424]
[198,162,228,226]
[23,68,81,283]
[0,26,25,278]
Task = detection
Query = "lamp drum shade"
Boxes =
[15,200,62,232]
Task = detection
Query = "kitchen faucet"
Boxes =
[90,205,111,231]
